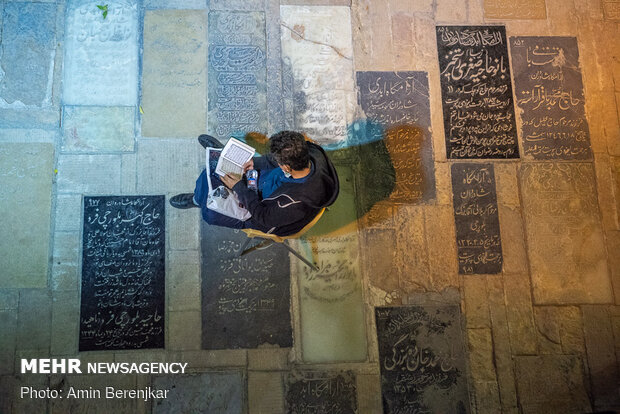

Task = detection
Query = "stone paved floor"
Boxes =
[1,0,620,413]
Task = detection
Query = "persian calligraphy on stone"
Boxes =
[376,306,469,414]
[63,0,139,105]
[285,371,357,414]
[80,196,165,351]
[511,37,592,160]
[451,163,502,274]
[356,71,436,203]
[201,226,292,349]
[436,26,519,159]
[603,0,620,20]
[484,0,547,19]
[208,11,267,140]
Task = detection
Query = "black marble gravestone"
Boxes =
[80,196,165,351]
[286,371,357,414]
[451,163,502,274]
[201,225,292,349]
[356,71,436,204]
[436,26,519,159]
[375,306,470,414]
[510,36,592,160]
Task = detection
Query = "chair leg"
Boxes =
[237,236,253,257]
[281,241,319,271]
[240,238,273,257]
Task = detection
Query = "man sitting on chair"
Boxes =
[170,130,339,236]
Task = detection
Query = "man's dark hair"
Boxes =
[269,131,310,171]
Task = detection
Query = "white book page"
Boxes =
[215,138,255,177]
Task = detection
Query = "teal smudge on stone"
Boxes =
[62,106,135,151]
[0,3,56,106]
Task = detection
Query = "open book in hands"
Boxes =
[212,137,256,180]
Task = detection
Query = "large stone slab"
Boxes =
[0,143,54,288]
[142,10,207,138]
[152,372,244,414]
[514,355,591,413]
[208,11,267,142]
[510,37,592,160]
[520,163,612,304]
[57,154,122,194]
[201,226,292,349]
[136,140,198,194]
[451,163,502,274]
[80,196,166,351]
[62,106,135,152]
[484,0,547,19]
[375,306,470,414]
[356,72,436,203]
[63,0,139,105]
[436,26,519,159]
[285,371,357,414]
[280,6,355,148]
[0,3,56,106]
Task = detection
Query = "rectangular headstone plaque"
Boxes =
[201,225,292,349]
[436,26,519,159]
[208,11,268,141]
[510,37,592,160]
[356,71,436,203]
[375,306,470,414]
[451,163,502,274]
[80,196,165,351]
[285,371,357,414]
[63,0,139,105]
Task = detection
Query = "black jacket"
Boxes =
[232,142,339,236]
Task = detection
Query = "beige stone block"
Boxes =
[582,305,620,409]
[434,162,452,205]
[171,349,247,369]
[436,0,467,22]
[520,163,613,304]
[546,0,579,35]
[389,0,434,14]
[141,10,207,138]
[503,19,551,36]
[351,0,372,71]
[494,162,519,207]
[50,290,79,356]
[394,206,430,293]
[168,310,201,350]
[356,374,383,413]
[503,273,538,355]
[248,348,290,370]
[468,328,497,382]
[486,277,518,412]
[17,289,51,351]
[425,206,459,290]
[472,380,502,414]
[613,158,620,227]
[167,251,200,311]
[595,153,619,231]
[484,0,547,19]
[136,139,199,194]
[168,206,200,251]
[248,371,284,414]
[498,206,528,274]
[51,231,80,291]
[603,0,620,20]
[559,306,586,355]
[463,275,491,328]
[121,153,137,194]
[607,231,620,305]
[574,0,604,20]
[469,0,484,23]
[114,350,166,363]
[533,306,563,354]
[514,355,591,414]
[391,12,413,46]
[413,15,439,62]
[367,0,395,70]
[587,91,620,156]
[361,228,399,294]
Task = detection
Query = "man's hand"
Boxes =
[220,173,241,189]
[242,159,254,173]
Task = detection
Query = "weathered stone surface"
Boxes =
[286,371,357,413]
[63,0,139,105]
[534,306,585,355]
[603,0,620,20]
[394,205,430,293]
[142,10,207,138]
[503,273,538,355]
[17,290,51,351]
[168,205,200,251]
[51,290,79,356]
[467,328,497,382]
[145,0,207,8]
[57,154,122,194]
[356,374,382,413]
[54,194,82,232]
[463,275,491,328]
[0,143,54,288]
[582,305,620,409]
[614,157,620,227]
[248,371,284,414]
[484,0,546,19]
[49,374,136,413]
[520,163,612,304]
[51,232,80,291]
[0,290,18,310]
[494,163,520,207]
[436,0,467,22]
[0,310,17,374]
[360,228,398,293]
[168,251,201,312]
[168,310,201,351]
[280,6,355,147]
[425,205,459,289]
[120,153,137,194]
[498,206,528,274]
[152,372,244,414]
[2,374,49,414]
[248,348,290,371]
[136,139,198,194]
[62,106,135,152]
[514,355,591,413]
[0,3,56,107]
[607,230,620,304]
[472,380,502,414]
[174,349,247,369]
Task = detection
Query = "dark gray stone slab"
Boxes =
[510,37,592,160]
[153,372,244,414]
[0,3,56,106]
[285,371,357,413]
[208,11,268,141]
[201,225,292,349]
[356,71,436,203]
[375,306,470,414]
[80,196,165,351]
[451,163,502,274]
[436,26,519,159]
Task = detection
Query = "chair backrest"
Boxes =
[242,208,326,243]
